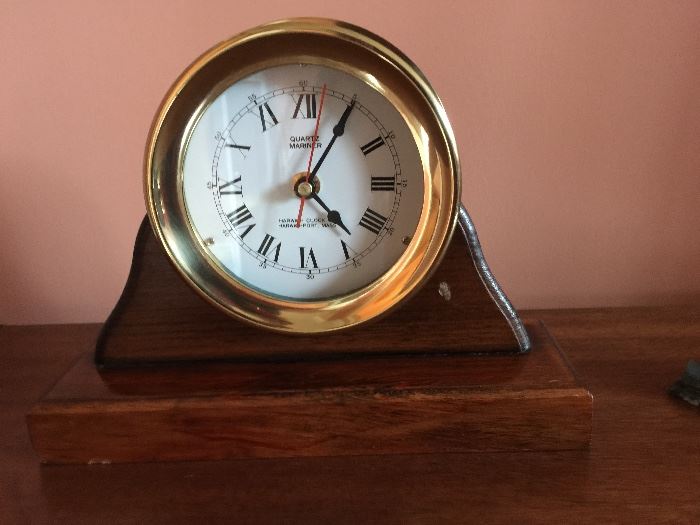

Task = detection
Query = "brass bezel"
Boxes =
[145,18,461,334]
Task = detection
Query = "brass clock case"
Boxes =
[145,18,461,333]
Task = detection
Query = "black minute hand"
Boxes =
[307,98,356,184]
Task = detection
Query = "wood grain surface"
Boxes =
[28,321,590,463]
[96,217,521,365]
[3,305,699,523]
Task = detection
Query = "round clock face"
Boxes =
[146,19,459,332]
[182,64,423,300]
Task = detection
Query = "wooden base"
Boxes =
[96,216,526,366]
[28,321,591,464]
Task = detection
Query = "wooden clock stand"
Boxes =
[27,207,592,463]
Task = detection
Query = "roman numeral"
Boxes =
[226,143,251,158]
[258,102,278,132]
[370,176,395,191]
[291,93,317,119]
[299,246,318,269]
[340,240,351,260]
[257,234,281,262]
[359,207,387,235]
[227,204,253,228]
[238,223,254,239]
[219,176,242,195]
[360,136,385,156]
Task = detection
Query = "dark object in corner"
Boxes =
[669,360,700,407]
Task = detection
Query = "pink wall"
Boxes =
[2,1,699,325]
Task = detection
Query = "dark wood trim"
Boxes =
[96,216,525,366]
[29,320,591,464]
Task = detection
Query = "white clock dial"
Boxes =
[182,64,423,300]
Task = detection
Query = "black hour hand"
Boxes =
[311,194,351,235]
[327,210,351,236]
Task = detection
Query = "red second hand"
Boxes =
[295,84,327,228]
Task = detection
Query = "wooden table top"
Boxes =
[1,306,699,524]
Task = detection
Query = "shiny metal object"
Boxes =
[145,18,460,334]
[458,204,531,352]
